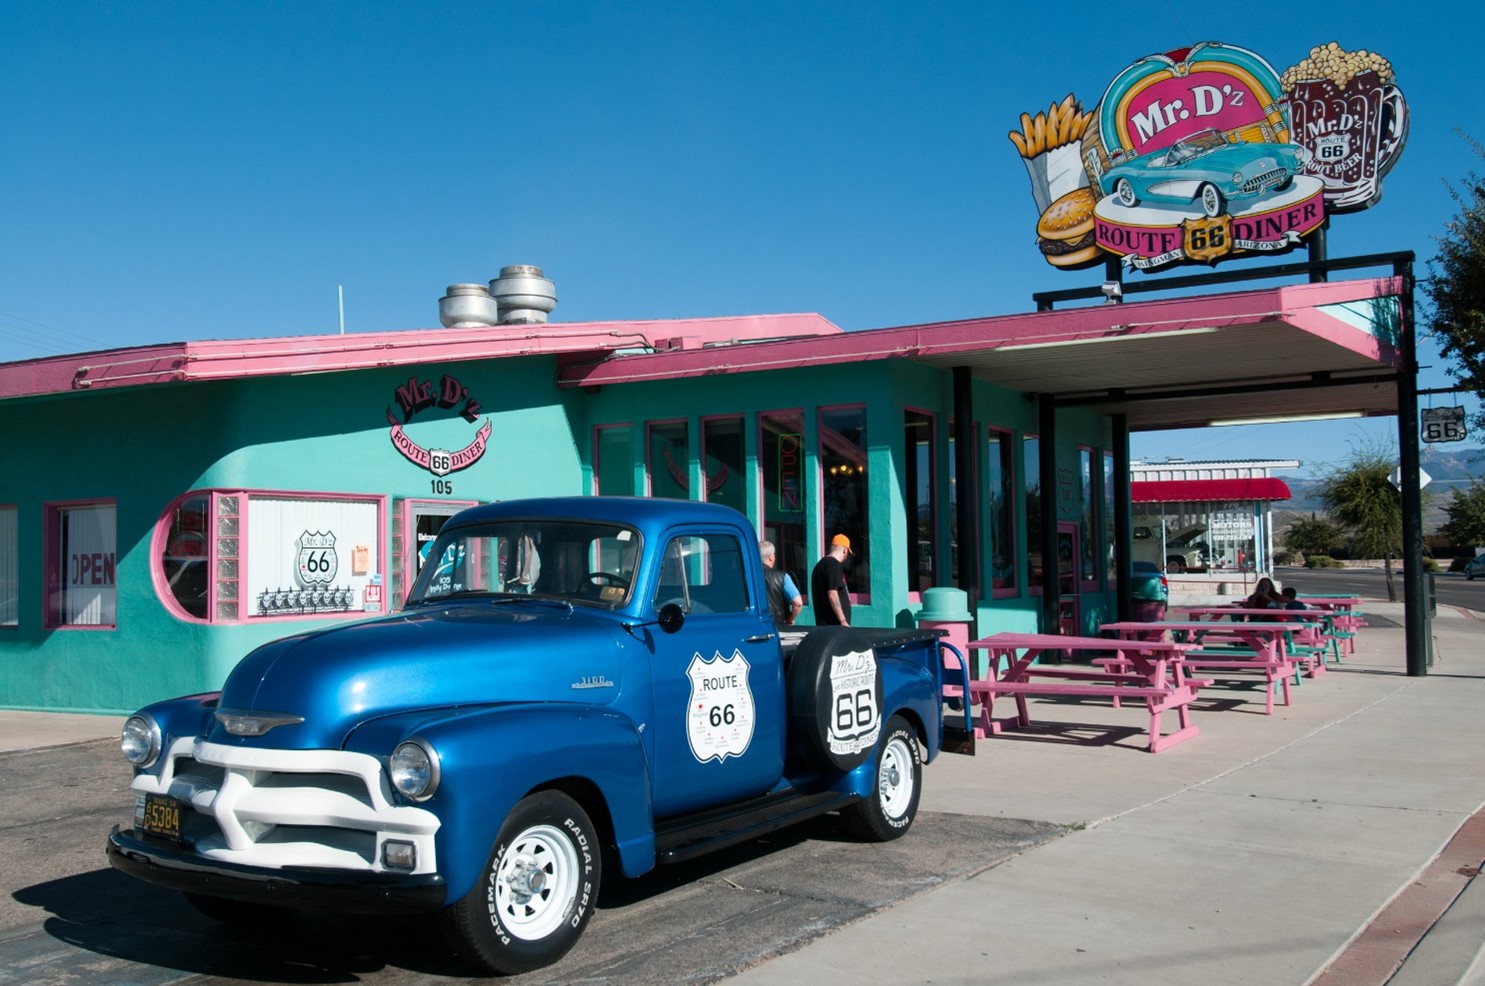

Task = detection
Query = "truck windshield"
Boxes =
[407,520,642,609]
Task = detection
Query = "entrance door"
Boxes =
[1056,522,1080,635]
[394,498,478,607]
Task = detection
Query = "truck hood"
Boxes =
[210,601,626,749]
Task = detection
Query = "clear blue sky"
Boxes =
[3,1,1482,476]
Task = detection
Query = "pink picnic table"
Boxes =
[966,632,1202,753]
[1179,606,1342,663]
[1295,597,1367,655]
[1101,619,1316,715]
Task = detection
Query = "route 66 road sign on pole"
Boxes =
[1421,406,1467,444]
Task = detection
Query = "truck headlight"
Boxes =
[120,714,161,767]
[390,738,440,801]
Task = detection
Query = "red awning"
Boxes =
[1131,478,1291,504]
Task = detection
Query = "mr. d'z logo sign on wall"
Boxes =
[386,373,492,495]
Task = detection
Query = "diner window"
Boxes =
[1080,447,1099,589]
[820,406,869,595]
[987,430,1016,593]
[702,416,746,513]
[1104,451,1116,584]
[1,505,17,627]
[948,421,979,586]
[153,491,384,623]
[760,411,808,587]
[647,420,690,500]
[594,424,637,496]
[1024,435,1042,591]
[904,411,935,594]
[46,500,117,628]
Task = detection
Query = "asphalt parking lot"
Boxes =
[1,737,1063,986]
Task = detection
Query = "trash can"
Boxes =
[917,587,975,683]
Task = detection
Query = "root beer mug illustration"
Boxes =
[1283,43,1407,211]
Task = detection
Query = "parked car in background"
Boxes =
[1132,524,1208,573]
[1465,553,1485,580]
[1130,560,1169,621]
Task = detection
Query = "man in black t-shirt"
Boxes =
[810,534,853,626]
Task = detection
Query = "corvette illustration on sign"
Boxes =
[1098,130,1310,217]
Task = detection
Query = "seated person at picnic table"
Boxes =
[1280,586,1308,610]
[1243,577,1278,607]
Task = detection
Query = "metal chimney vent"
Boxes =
[489,265,557,324]
[439,284,499,328]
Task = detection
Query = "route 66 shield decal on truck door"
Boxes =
[686,650,756,763]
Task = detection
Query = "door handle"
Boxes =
[745,633,776,643]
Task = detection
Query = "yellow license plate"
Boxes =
[141,794,183,840]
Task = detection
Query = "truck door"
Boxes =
[648,530,786,817]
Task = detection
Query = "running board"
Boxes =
[655,789,858,864]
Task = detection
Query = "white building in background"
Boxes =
[1130,458,1300,576]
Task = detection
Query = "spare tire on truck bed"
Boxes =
[787,626,884,772]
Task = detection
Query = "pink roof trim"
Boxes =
[0,313,842,400]
[557,277,1407,387]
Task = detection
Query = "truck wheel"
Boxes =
[183,892,293,925]
[788,626,884,772]
[841,715,921,841]
[441,790,601,975]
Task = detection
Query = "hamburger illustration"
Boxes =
[1036,187,1101,268]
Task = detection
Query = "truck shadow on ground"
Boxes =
[13,812,1065,985]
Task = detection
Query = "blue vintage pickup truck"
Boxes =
[107,496,971,974]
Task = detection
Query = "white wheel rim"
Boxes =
[878,735,916,819]
[1117,181,1134,205]
[1202,186,1220,216]
[493,823,581,940]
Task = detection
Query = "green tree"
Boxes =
[1440,480,1485,549]
[1317,445,1403,601]
[1425,132,1485,425]
[1283,514,1346,558]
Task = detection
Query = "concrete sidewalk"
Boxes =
[732,601,1485,985]
[4,604,1483,984]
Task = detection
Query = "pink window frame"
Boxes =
[817,403,870,606]
[1079,445,1101,593]
[645,418,690,498]
[150,488,388,624]
[44,498,118,630]
[592,422,635,496]
[699,413,745,505]
[1023,432,1044,598]
[904,407,936,605]
[986,427,1018,600]
[0,502,17,630]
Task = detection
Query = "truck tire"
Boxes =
[788,626,884,772]
[841,714,921,841]
[441,790,601,975]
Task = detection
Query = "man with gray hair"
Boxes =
[759,540,803,626]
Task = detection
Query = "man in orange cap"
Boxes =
[810,533,853,626]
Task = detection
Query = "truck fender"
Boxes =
[370,704,658,904]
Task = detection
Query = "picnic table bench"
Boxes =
[1102,619,1323,715]
[966,633,1202,753]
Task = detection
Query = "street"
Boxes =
[0,739,1061,986]
[1274,564,1485,612]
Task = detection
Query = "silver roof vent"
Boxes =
[489,265,557,324]
[438,284,499,328]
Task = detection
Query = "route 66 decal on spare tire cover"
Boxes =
[788,626,883,772]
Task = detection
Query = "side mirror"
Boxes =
[657,602,686,634]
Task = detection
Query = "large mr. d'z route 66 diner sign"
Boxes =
[1011,40,1407,273]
